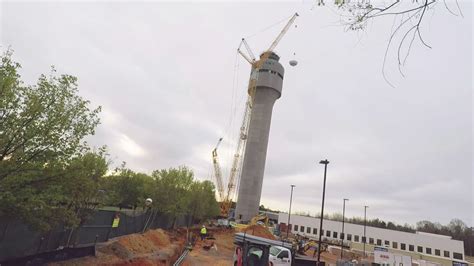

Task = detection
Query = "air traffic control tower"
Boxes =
[235,52,284,222]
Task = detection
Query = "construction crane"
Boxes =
[211,137,224,202]
[238,12,299,70]
[216,12,299,218]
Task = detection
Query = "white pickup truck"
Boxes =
[268,245,292,265]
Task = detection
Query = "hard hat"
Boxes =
[145,198,153,206]
[289,60,298,66]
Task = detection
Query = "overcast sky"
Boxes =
[1,1,472,227]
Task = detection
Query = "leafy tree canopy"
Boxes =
[0,50,104,231]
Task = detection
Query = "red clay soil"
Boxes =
[240,224,276,240]
[49,226,274,266]
[182,225,277,266]
[182,228,235,266]
[48,229,185,266]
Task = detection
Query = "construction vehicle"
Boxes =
[229,214,270,230]
[211,13,299,218]
[249,214,270,227]
[297,240,328,255]
[233,232,320,266]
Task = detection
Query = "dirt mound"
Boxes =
[116,233,157,254]
[241,224,276,240]
[183,229,235,266]
[52,228,186,266]
[99,241,134,259]
[113,257,163,266]
[143,229,171,248]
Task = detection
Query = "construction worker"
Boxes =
[200,225,207,241]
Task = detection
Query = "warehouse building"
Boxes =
[278,213,466,264]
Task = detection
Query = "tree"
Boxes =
[0,150,108,231]
[187,180,220,222]
[259,205,279,213]
[151,166,194,221]
[416,220,437,232]
[330,212,343,221]
[448,218,467,239]
[99,165,219,225]
[102,164,153,209]
[317,0,464,84]
[61,150,108,227]
[415,218,472,254]
[0,50,101,181]
[0,50,103,231]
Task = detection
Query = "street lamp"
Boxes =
[340,198,349,260]
[363,205,369,258]
[287,185,296,239]
[317,159,329,266]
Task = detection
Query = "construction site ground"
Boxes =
[50,225,348,266]
[181,228,235,266]
[49,228,188,266]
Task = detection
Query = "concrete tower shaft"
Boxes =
[235,52,284,221]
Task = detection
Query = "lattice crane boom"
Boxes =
[211,137,225,202]
[267,13,299,53]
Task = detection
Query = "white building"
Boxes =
[278,213,466,264]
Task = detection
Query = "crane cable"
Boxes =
[215,49,241,190]
[245,14,296,40]
[223,50,241,183]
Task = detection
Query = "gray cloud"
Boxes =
[1,1,471,226]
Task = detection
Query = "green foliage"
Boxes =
[187,180,220,220]
[0,50,221,232]
[0,50,104,231]
[101,164,154,209]
[151,166,194,217]
[0,150,108,231]
[0,50,101,181]
[61,150,108,226]
[102,166,219,223]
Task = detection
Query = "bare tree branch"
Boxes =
[320,0,466,85]
[381,7,424,86]
[443,0,460,17]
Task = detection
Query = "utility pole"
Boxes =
[340,198,349,260]
[287,185,295,239]
[363,205,369,258]
[317,159,329,266]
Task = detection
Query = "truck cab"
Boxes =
[268,246,292,266]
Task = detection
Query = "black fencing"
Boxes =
[0,245,96,266]
[0,209,190,262]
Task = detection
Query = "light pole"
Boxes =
[317,159,329,266]
[363,205,369,258]
[340,198,349,260]
[287,185,295,239]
